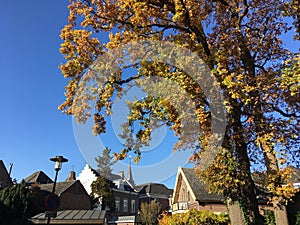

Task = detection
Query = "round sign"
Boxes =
[45,194,60,211]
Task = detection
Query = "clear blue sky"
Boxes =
[0,0,84,184]
[0,0,193,188]
[1,1,298,189]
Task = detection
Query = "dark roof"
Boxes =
[182,168,270,204]
[135,183,173,197]
[290,167,300,183]
[252,167,300,185]
[0,160,12,188]
[24,171,53,184]
[40,180,77,196]
[251,171,268,187]
[181,168,223,202]
[30,210,106,224]
[92,168,122,181]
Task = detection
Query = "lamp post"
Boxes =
[46,156,68,225]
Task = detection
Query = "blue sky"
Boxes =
[0,1,82,183]
[0,0,193,188]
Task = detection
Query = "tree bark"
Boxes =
[263,151,289,225]
[273,199,289,225]
[231,102,264,225]
[226,197,246,225]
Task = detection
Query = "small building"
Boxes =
[135,182,173,212]
[172,167,226,214]
[0,160,13,189]
[40,180,92,210]
[77,163,139,218]
[111,171,139,217]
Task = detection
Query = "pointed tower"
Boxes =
[127,157,134,185]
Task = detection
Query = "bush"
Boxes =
[264,210,275,225]
[295,212,300,225]
[159,208,230,225]
[0,184,36,225]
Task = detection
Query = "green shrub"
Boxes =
[295,212,300,225]
[159,208,230,225]
[264,210,275,225]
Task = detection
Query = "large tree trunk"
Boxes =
[264,152,289,225]
[237,28,289,225]
[274,200,289,225]
[226,197,246,225]
[231,102,265,225]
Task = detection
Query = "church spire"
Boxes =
[127,156,134,185]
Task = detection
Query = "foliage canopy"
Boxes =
[59,0,299,224]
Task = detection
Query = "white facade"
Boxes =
[76,164,98,195]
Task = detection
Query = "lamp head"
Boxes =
[50,156,68,171]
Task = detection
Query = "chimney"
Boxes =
[66,171,76,181]
[119,171,124,179]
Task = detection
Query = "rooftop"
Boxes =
[30,210,106,224]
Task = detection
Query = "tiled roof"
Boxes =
[40,180,77,196]
[181,168,223,202]
[181,168,270,204]
[290,167,300,183]
[24,171,53,184]
[135,183,173,197]
[30,210,106,224]
[252,167,300,186]
[91,168,121,181]
[0,160,12,188]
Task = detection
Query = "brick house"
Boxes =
[172,167,227,214]
[110,171,139,217]
[172,166,300,224]
[0,160,13,189]
[135,182,173,213]
[39,180,92,210]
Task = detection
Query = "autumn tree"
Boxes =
[139,200,161,225]
[58,0,299,224]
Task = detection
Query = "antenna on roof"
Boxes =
[8,163,13,176]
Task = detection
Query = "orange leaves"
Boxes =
[266,167,297,204]
[60,28,101,78]
[195,147,240,194]
[58,3,299,219]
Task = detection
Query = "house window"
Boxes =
[131,199,136,213]
[115,197,120,212]
[123,198,128,212]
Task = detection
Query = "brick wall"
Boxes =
[59,182,92,210]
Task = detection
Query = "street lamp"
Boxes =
[49,156,68,193]
[46,156,68,225]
